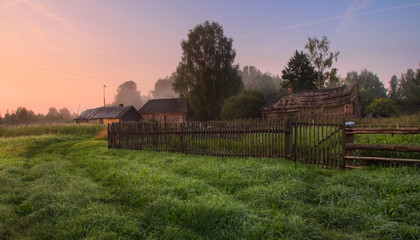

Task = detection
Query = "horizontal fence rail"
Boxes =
[108,119,289,159]
[344,125,420,165]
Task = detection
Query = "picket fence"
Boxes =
[108,115,346,168]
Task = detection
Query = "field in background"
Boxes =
[351,112,420,126]
[0,134,419,239]
[0,124,105,138]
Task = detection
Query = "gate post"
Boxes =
[343,121,355,168]
[284,117,293,159]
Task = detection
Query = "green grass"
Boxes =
[354,133,420,160]
[0,124,105,138]
[1,134,419,239]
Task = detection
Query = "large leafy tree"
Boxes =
[173,21,243,120]
[113,81,143,109]
[305,36,340,89]
[281,50,317,90]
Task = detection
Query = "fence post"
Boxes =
[343,121,355,167]
[284,117,293,159]
[178,122,184,153]
[108,123,112,149]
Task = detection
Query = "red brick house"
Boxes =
[259,85,361,119]
[138,98,194,122]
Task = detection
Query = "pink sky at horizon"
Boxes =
[1,0,419,115]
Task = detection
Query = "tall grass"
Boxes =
[0,124,105,138]
[350,111,420,126]
[1,135,419,239]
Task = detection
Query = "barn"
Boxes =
[259,85,361,119]
[74,105,141,124]
[138,98,194,122]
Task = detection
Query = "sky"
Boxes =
[1,0,419,115]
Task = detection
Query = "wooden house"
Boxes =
[259,85,361,119]
[74,105,141,124]
[138,98,194,122]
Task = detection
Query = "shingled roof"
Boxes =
[259,85,359,111]
[75,106,140,120]
[138,98,193,114]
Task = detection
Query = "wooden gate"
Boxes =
[292,115,345,168]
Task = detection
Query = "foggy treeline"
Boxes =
[0,107,76,125]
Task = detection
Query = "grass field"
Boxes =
[1,129,419,239]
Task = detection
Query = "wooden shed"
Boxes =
[138,98,194,122]
[75,105,141,124]
[259,85,361,119]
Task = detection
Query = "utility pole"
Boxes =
[103,85,106,107]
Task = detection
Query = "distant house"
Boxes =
[74,105,141,124]
[259,85,361,119]
[138,98,194,122]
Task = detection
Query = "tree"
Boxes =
[388,75,399,101]
[325,68,343,88]
[344,69,387,115]
[367,98,400,117]
[15,107,36,125]
[240,66,281,100]
[173,21,243,120]
[59,108,72,122]
[281,50,317,90]
[305,36,340,89]
[392,68,420,114]
[150,73,177,98]
[221,90,266,120]
[45,107,61,123]
[113,81,143,109]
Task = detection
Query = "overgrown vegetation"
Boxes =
[1,133,418,239]
[0,124,104,138]
[351,111,420,126]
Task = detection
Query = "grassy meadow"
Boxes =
[0,124,419,239]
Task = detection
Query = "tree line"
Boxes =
[0,107,76,125]
[3,20,419,124]
[104,21,420,120]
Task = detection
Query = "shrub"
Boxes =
[367,98,400,117]
[221,90,266,120]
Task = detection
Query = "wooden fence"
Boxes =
[108,115,347,168]
[344,125,420,166]
[109,118,289,158]
[292,114,345,168]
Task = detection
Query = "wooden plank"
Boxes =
[345,156,420,163]
[345,143,420,152]
[346,130,420,135]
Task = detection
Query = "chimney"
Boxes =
[288,87,293,94]
[119,104,124,107]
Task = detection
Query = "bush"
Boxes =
[221,90,266,120]
[367,98,400,117]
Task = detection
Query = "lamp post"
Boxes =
[103,84,106,107]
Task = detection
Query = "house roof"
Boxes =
[75,106,139,120]
[259,85,359,112]
[138,98,193,115]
